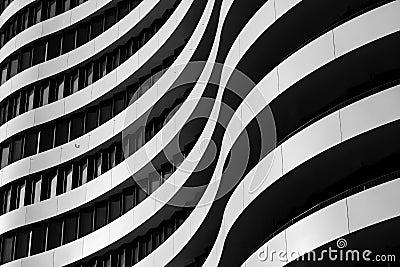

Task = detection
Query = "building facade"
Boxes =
[0,0,399,266]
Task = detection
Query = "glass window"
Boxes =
[62,29,76,53]
[30,225,46,255]
[91,16,104,39]
[100,55,107,78]
[86,64,93,86]
[48,172,58,198]
[94,153,102,178]
[1,144,10,169]
[48,0,57,18]
[3,187,11,213]
[79,207,93,237]
[24,131,38,156]
[26,88,35,111]
[137,178,148,203]
[109,196,121,222]
[104,9,116,30]
[118,0,129,20]
[85,107,98,133]
[77,23,89,47]
[64,0,71,11]
[56,76,65,100]
[47,36,61,60]
[63,214,78,244]
[71,70,79,93]
[70,113,84,140]
[32,178,41,203]
[20,49,31,71]
[100,101,112,124]
[94,202,107,230]
[39,125,54,152]
[123,188,134,213]
[13,94,21,117]
[80,159,88,185]
[19,10,30,31]
[1,65,8,85]
[54,119,69,146]
[1,235,14,263]
[47,220,62,249]
[14,231,29,259]
[9,57,19,78]
[113,94,125,117]
[11,137,23,162]
[17,182,26,208]
[129,0,140,11]
[149,172,160,194]
[34,3,43,24]
[64,165,73,192]
[32,42,46,65]
[40,83,50,106]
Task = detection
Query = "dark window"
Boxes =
[32,42,46,65]
[48,0,57,18]
[85,63,93,86]
[25,87,35,111]
[70,113,84,140]
[109,196,121,222]
[99,55,107,78]
[14,231,29,259]
[94,153,102,178]
[118,0,129,20]
[113,93,125,115]
[1,144,10,168]
[1,65,7,85]
[32,178,42,203]
[94,202,107,230]
[56,76,65,100]
[112,49,120,69]
[20,49,31,71]
[123,188,134,213]
[64,164,74,192]
[70,70,79,93]
[55,119,69,146]
[39,125,54,152]
[19,10,30,31]
[63,0,71,11]
[13,93,21,117]
[47,35,61,60]
[62,29,76,53]
[85,107,98,133]
[100,100,112,124]
[63,214,78,244]
[129,0,140,11]
[104,9,116,30]
[1,235,14,263]
[79,207,93,237]
[17,182,26,208]
[11,137,23,162]
[44,172,58,199]
[79,159,88,185]
[24,131,38,156]
[9,56,19,78]
[76,23,90,47]
[40,83,50,106]
[91,16,104,39]
[34,3,43,24]
[30,225,46,255]
[47,219,62,249]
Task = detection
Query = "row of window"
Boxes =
[0,0,169,86]
[0,82,193,215]
[0,175,191,264]
[0,42,186,172]
[0,2,179,126]
[0,0,14,16]
[0,0,87,49]
[73,209,192,267]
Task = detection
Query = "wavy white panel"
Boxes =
[334,1,400,58]
[341,85,400,141]
[347,178,400,233]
